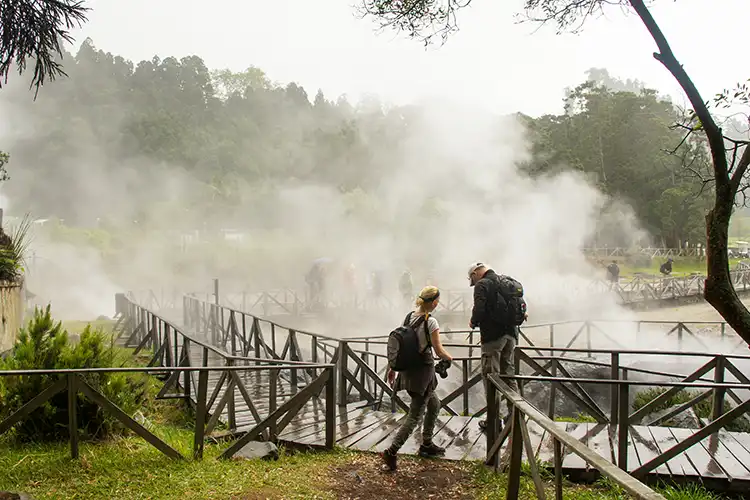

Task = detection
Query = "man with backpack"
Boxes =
[467,263,527,432]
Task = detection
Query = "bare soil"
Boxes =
[325,453,475,500]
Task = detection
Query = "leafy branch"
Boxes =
[0,0,90,97]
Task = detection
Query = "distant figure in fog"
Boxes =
[606,261,620,288]
[398,270,413,305]
[370,271,383,299]
[305,261,327,310]
[660,258,673,276]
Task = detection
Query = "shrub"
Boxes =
[633,387,750,433]
[0,306,150,442]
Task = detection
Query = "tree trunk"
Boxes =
[705,193,750,343]
[630,0,750,345]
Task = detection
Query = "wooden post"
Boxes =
[506,406,523,500]
[486,377,499,467]
[610,352,620,425]
[337,342,348,406]
[67,374,79,459]
[213,278,219,305]
[712,355,725,423]
[325,366,336,448]
[193,369,209,459]
[618,382,629,470]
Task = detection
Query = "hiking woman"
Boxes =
[382,285,453,471]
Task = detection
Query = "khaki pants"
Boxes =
[481,335,518,420]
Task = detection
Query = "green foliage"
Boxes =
[0,150,8,181]
[0,212,32,282]
[522,77,712,247]
[555,412,597,423]
[0,306,148,442]
[632,387,750,433]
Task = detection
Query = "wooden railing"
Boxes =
[192,268,750,318]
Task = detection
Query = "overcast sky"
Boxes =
[71,0,747,117]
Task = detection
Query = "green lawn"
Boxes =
[616,258,744,279]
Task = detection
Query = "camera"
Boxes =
[435,359,451,379]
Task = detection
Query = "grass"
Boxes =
[62,318,117,337]
[613,258,745,279]
[0,434,727,500]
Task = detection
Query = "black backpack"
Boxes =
[495,275,527,326]
[387,312,431,372]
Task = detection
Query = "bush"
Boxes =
[633,387,750,433]
[0,306,149,442]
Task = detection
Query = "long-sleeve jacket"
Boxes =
[470,269,516,343]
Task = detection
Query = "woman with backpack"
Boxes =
[382,285,453,471]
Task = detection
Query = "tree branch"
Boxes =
[628,0,729,186]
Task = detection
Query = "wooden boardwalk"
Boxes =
[120,298,750,495]
[185,335,750,488]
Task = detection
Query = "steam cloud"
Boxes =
[1,85,649,332]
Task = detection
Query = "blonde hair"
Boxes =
[415,286,440,318]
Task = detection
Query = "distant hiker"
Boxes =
[660,258,673,276]
[468,263,527,433]
[398,270,413,305]
[382,286,453,471]
[305,261,327,310]
[370,271,383,298]
[606,261,620,288]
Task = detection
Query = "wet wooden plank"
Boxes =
[294,408,371,445]
[645,426,697,477]
[694,432,750,481]
[451,418,485,461]
[668,427,726,479]
[583,424,614,470]
[338,412,394,448]
[608,425,640,474]
[433,414,474,451]
[445,417,481,460]
[629,426,669,476]
[561,423,589,470]
[351,413,407,451]
[717,431,750,478]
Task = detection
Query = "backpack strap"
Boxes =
[405,312,432,351]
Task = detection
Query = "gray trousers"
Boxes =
[387,390,440,452]
[482,335,518,420]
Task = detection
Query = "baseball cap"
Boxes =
[467,263,486,285]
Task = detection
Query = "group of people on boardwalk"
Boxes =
[382,262,527,471]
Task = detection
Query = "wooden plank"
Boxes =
[338,412,394,447]
[449,418,485,461]
[694,431,750,481]
[629,426,670,476]
[351,413,407,451]
[717,431,750,477]
[294,408,371,446]
[561,423,589,470]
[667,427,727,479]
[584,424,614,470]
[608,425,641,474]
[432,415,474,450]
[645,426,697,477]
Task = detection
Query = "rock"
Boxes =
[646,404,701,429]
[234,441,279,461]
[0,492,35,500]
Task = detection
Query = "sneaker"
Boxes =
[418,442,446,457]
[382,449,397,471]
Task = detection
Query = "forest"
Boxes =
[0,39,717,248]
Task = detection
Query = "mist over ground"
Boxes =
[0,45,692,336]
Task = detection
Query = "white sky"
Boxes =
[70,0,748,117]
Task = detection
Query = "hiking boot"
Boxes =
[419,442,446,457]
[382,449,397,471]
